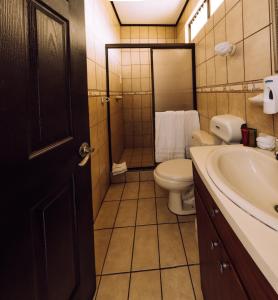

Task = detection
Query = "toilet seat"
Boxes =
[155,159,193,183]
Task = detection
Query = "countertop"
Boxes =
[190,144,278,294]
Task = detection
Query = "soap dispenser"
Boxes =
[263,75,278,114]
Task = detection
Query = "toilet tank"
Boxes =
[210,114,245,144]
[191,130,220,147]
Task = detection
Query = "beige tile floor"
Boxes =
[94,178,203,300]
[120,148,155,168]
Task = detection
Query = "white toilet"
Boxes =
[154,115,245,215]
[154,130,218,215]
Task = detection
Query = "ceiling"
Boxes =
[112,0,188,25]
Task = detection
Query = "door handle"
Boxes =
[210,240,219,250]
[78,143,94,167]
[210,207,219,217]
[219,262,231,274]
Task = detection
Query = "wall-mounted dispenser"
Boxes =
[263,75,278,114]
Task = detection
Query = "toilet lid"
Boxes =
[155,159,193,182]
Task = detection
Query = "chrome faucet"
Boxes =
[275,138,278,160]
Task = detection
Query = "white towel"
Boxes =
[174,111,187,159]
[184,110,200,158]
[155,110,200,162]
[155,111,176,162]
[112,162,127,176]
[256,135,275,150]
[155,111,177,162]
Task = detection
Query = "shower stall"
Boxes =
[106,44,196,170]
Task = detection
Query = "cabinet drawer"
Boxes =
[193,165,278,300]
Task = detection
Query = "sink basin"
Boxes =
[206,146,278,231]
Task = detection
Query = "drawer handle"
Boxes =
[211,208,219,217]
[219,262,230,274]
[210,240,219,250]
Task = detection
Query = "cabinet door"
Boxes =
[218,248,249,300]
[195,191,222,300]
[196,190,248,300]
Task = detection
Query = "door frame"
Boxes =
[105,43,196,171]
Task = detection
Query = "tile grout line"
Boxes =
[94,182,126,300]
[95,182,125,226]
[96,263,201,277]
[154,186,164,300]
[177,221,197,300]
[94,202,195,231]
[127,182,140,299]
[188,265,199,300]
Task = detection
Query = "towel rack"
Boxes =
[115,96,123,101]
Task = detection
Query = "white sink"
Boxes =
[206,146,278,231]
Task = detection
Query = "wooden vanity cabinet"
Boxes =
[193,165,278,300]
[195,191,248,300]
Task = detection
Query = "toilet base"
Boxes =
[168,191,196,215]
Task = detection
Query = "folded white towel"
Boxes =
[256,135,275,144]
[112,162,127,176]
[256,134,275,150]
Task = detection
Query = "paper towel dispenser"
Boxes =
[210,115,245,144]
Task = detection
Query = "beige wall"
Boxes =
[85,0,121,219]
[177,0,278,136]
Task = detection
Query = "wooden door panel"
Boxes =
[1,0,95,299]
[31,179,79,300]
[0,0,28,162]
[40,0,70,18]
[29,1,73,153]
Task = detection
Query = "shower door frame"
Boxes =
[105,43,196,171]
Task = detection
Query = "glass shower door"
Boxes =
[152,48,194,112]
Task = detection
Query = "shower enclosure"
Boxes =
[106,44,196,170]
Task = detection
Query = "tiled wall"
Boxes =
[177,0,278,136]
[108,49,124,164]
[85,0,121,219]
[120,26,176,44]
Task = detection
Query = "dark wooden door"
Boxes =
[0,1,96,300]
